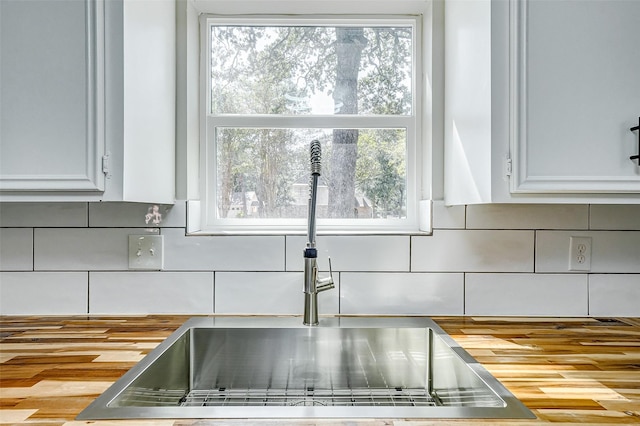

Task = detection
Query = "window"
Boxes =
[201,15,422,233]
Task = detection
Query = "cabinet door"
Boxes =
[511,0,640,193]
[0,0,104,192]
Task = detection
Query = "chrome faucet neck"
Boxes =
[303,140,334,326]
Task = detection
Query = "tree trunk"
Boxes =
[217,134,234,219]
[257,129,277,218]
[329,27,366,218]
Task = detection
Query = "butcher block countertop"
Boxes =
[1,315,639,425]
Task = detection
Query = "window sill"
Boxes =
[187,200,433,236]
[186,229,433,237]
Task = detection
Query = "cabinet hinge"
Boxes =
[504,156,512,177]
[102,153,110,176]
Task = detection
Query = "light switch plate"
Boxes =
[128,235,164,270]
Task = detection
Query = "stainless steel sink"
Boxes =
[77,317,534,419]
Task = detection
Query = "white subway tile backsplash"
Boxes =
[411,230,534,272]
[590,205,640,230]
[0,272,87,314]
[0,228,33,271]
[215,272,338,315]
[465,273,588,316]
[89,271,213,314]
[34,228,158,271]
[340,272,463,315]
[285,235,410,272]
[466,204,589,230]
[162,228,284,271]
[536,231,640,273]
[89,201,186,228]
[432,201,465,229]
[1,198,637,317]
[589,274,640,316]
[0,202,87,227]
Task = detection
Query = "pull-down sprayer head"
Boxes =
[307,140,322,248]
[310,139,321,176]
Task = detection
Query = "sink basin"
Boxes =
[77,317,534,419]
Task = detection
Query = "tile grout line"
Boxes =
[337,271,341,315]
[462,204,469,315]
[408,235,412,273]
[283,235,287,272]
[586,273,590,316]
[462,272,466,315]
[32,227,35,272]
[87,271,90,314]
[533,229,537,274]
[464,204,468,230]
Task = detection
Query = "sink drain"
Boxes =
[288,399,328,406]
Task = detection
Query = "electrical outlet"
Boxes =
[129,235,164,270]
[568,236,591,271]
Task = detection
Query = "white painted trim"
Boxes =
[418,199,432,233]
[0,176,104,192]
[87,0,106,192]
[191,0,430,16]
[198,13,425,234]
[515,176,640,193]
[508,0,523,194]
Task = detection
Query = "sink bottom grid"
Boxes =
[115,386,503,408]
[182,387,438,407]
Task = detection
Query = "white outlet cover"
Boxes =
[128,235,164,270]
[568,236,592,271]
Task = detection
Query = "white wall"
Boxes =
[1,201,638,316]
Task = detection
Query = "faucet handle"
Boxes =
[317,257,335,292]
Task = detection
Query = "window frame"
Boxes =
[199,14,424,234]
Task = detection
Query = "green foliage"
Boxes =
[359,28,413,115]
[355,129,406,218]
[210,23,412,219]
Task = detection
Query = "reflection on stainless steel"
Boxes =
[77,317,534,420]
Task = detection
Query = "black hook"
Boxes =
[631,117,640,163]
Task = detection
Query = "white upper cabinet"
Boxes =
[512,0,640,194]
[0,0,105,193]
[445,0,640,205]
[0,0,175,203]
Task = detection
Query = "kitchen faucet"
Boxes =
[303,140,334,326]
